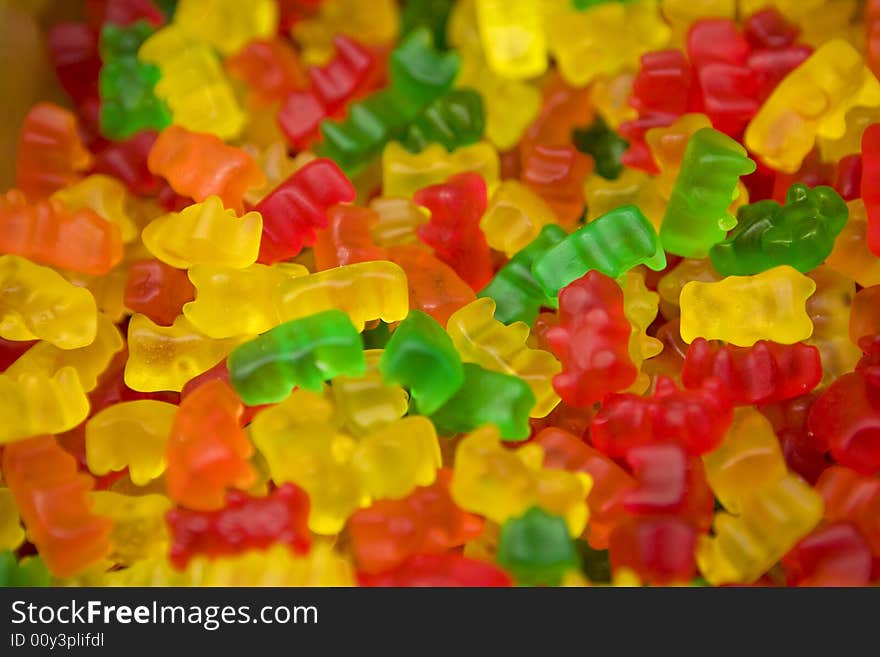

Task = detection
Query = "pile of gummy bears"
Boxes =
[1,0,880,588]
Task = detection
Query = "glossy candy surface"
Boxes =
[3,0,880,589]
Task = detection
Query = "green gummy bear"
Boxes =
[659,127,757,258]
[709,183,848,276]
[532,205,666,299]
[403,88,485,153]
[99,21,171,140]
[100,21,154,59]
[478,224,567,325]
[573,115,628,180]
[362,321,393,350]
[317,28,460,175]
[0,551,51,587]
[227,310,366,406]
[99,58,171,139]
[401,0,456,50]
[426,362,535,440]
[379,310,464,415]
[496,507,580,587]
[388,27,461,108]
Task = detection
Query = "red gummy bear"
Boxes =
[166,483,312,569]
[124,258,196,327]
[545,271,637,408]
[782,522,874,587]
[619,49,694,174]
[46,22,101,108]
[862,124,880,258]
[90,130,160,196]
[815,465,880,556]
[357,553,513,587]
[609,516,697,586]
[255,158,356,264]
[682,338,822,405]
[414,172,494,291]
[590,375,732,457]
[277,35,381,149]
[620,13,809,172]
[347,469,484,574]
[808,350,880,477]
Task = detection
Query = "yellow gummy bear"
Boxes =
[679,266,816,347]
[696,474,823,585]
[0,488,24,551]
[450,426,592,536]
[702,408,788,515]
[368,197,430,247]
[480,180,557,256]
[249,390,367,535]
[816,105,880,163]
[618,270,662,394]
[351,416,441,501]
[448,1,542,150]
[124,314,245,392]
[474,0,547,80]
[744,39,880,174]
[0,254,97,349]
[276,261,409,332]
[825,200,880,288]
[4,312,123,392]
[382,141,500,200]
[184,262,309,339]
[86,400,178,486]
[331,349,409,437]
[806,267,861,383]
[447,297,561,418]
[91,492,171,566]
[173,0,278,56]
[139,25,246,140]
[293,0,399,66]
[0,367,90,444]
[584,168,662,228]
[657,257,723,321]
[141,196,263,269]
[543,0,670,88]
[459,46,541,151]
[51,174,139,243]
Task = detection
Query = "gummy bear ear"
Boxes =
[645,240,668,272]
[785,182,811,204]
[717,213,738,232]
